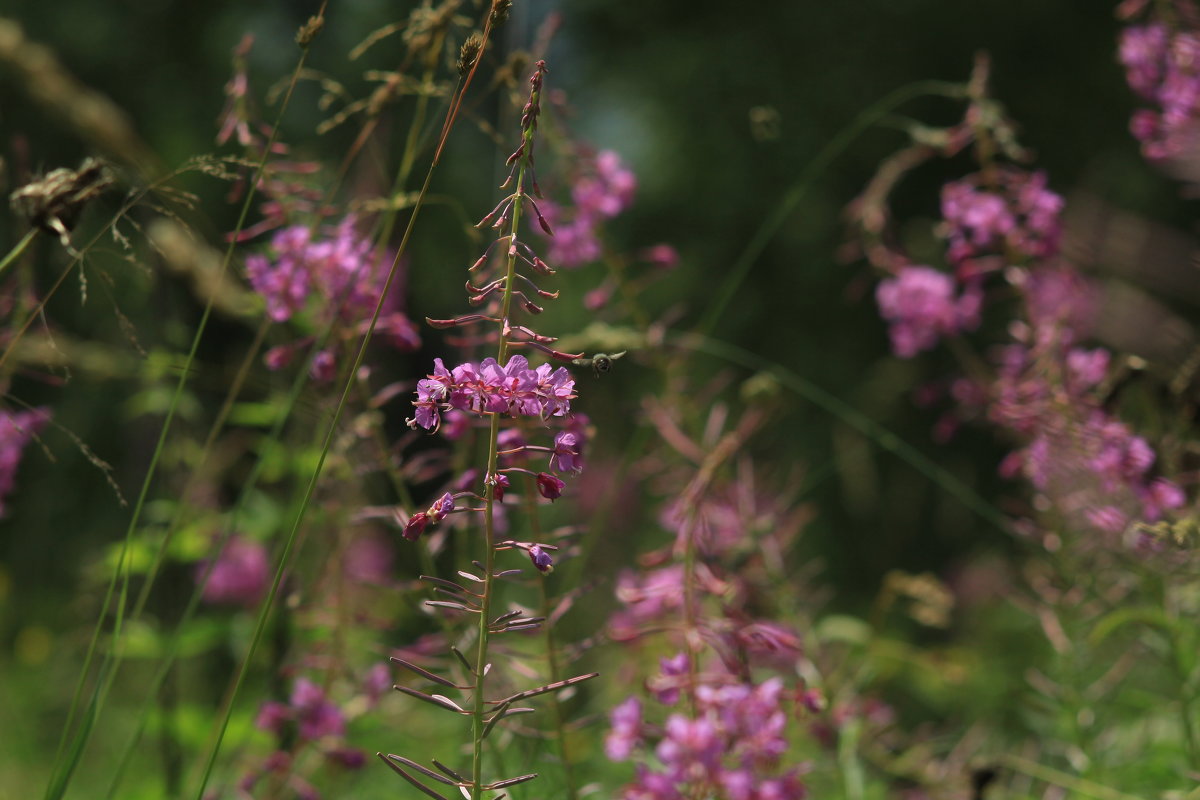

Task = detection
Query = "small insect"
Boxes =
[571,350,627,377]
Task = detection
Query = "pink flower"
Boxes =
[527,544,554,573]
[291,678,345,740]
[550,430,583,473]
[535,472,565,501]
[402,512,429,541]
[876,266,981,357]
[606,697,643,761]
[0,408,47,517]
[407,356,576,431]
[247,217,419,351]
[427,492,455,522]
[198,536,268,608]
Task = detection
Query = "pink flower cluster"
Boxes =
[0,408,47,517]
[407,355,575,431]
[875,266,982,358]
[606,672,808,800]
[875,168,1067,360]
[941,169,1063,270]
[538,150,636,267]
[1119,19,1200,159]
[860,127,1190,541]
[990,338,1185,535]
[247,216,420,374]
[243,677,365,798]
[257,677,347,742]
[875,170,1063,359]
[197,535,268,609]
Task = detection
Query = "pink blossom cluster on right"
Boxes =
[987,335,1185,534]
[875,169,1062,359]
[871,160,1186,538]
[1119,12,1200,160]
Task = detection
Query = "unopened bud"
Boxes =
[528,544,554,574]
[402,512,429,541]
[490,473,510,502]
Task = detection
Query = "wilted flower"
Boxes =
[535,472,565,501]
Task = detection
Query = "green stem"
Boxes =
[471,413,501,800]
[996,753,1142,800]
[471,74,538,800]
[1164,595,1200,770]
[524,483,577,799]
[0,228,37,277]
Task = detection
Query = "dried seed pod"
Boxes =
[489,0,512,27]
[458,32,482,77]
[9,158,113,247]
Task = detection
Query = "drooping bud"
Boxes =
[528,544,554,574]
[535,472,565,501]
[402,512,429,541]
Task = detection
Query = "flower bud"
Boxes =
[528,544,554,574]
[535,472,565,501]
[402,512,429,541]
[490,473,511,502]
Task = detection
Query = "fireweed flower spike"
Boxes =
[386,57,597,800]
[852,74,1188,543]
[1118,5,1200,161]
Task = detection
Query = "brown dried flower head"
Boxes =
[458,32,483,77]
[490,0,513,27]
[9,157,113,246]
